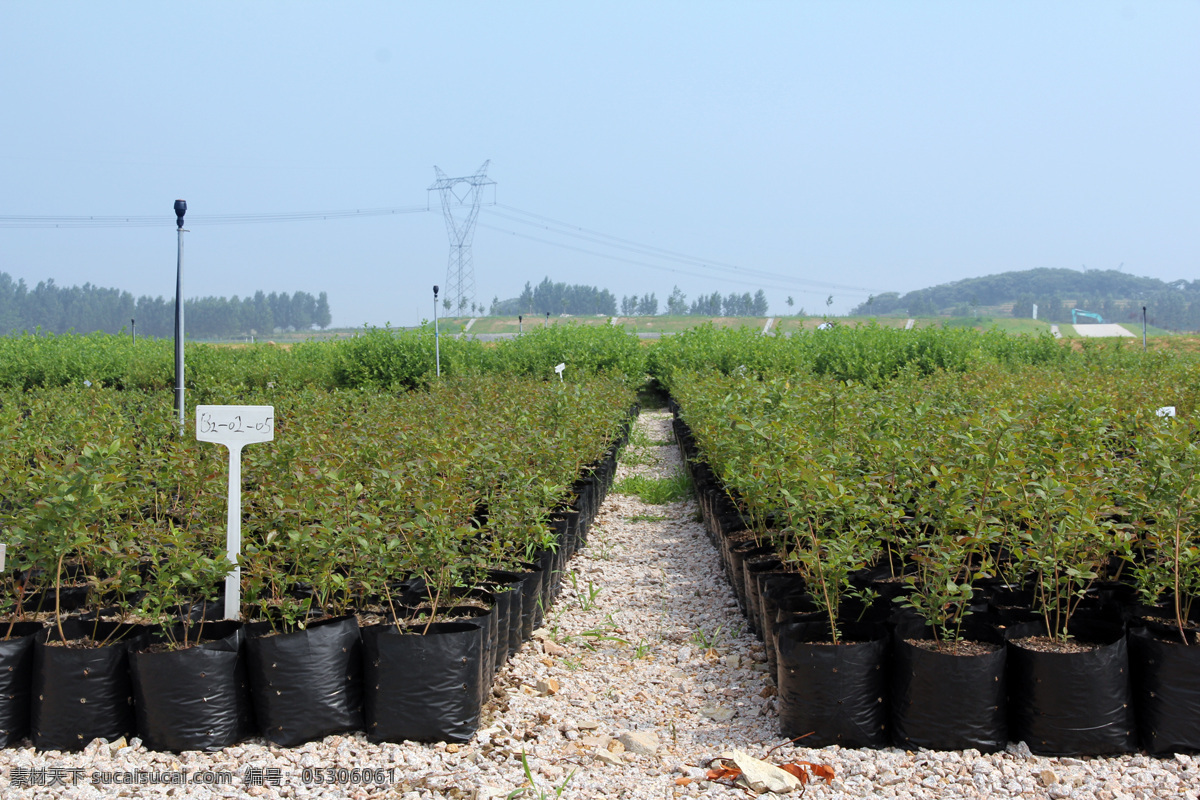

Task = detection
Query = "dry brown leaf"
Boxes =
[779,763,809,784]
[778,760,835,786]
[809,763,835,784]
[705,765,742,782]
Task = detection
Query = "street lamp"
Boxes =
[433,285,441,377]
[173,199,187,435]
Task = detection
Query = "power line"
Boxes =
[485,203,882,295]
[0,206,430,228]
[2,195,884,300]
[477,221,873,298]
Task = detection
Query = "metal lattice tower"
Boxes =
[428,161,495,315]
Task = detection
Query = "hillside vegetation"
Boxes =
[851,268,1199,332]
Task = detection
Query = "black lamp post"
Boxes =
[433,285,441,377]
[173,199,187,435]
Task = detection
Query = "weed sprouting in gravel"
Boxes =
[612,472,692,504]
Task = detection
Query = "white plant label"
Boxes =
[197,406,275,444]
[555,362,566,382]
[196,405,275,620]
[0,543,5,571]
[1156,406,1176,418]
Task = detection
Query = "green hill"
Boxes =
[850,268,1198,332]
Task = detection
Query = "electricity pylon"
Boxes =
[428,161,495,315]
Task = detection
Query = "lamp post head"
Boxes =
[433,285,439,298]
[174,199,187,229]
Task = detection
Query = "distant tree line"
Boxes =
[490,279,771,318]
[0,272,331,338]
[662,286,769,316]
[621,293,659,315]
[852,268,1200,331]
[491,278,618,316]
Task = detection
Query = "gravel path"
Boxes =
[3,410,1199,799]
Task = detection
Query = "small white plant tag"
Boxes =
[0,543,5,571]
[196,405,275,620]
[1156,406,1176,418]
[555,362,566,382]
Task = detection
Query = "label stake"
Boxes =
[196,405,275,620]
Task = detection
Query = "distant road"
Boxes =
[1072,323,1136,338]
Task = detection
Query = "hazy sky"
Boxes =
[1,2,1197,327]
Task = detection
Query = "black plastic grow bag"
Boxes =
[31,620,147,752]
[1129,620,1200,755]
[759,573,813,678]
[1005,618,1135,756]
[130,621,254,752]
[245,615,363,747]
[0,622,44,746]
[487,570,526,662]
[889,628,1007,752]
[410,601,496,694]
[486,582,516,673]
[776,620,889,748]
[741,555,782,637]
[362,621,484,743]
[535,549,562,607]
[550,511,578,560]
[516,563,546,640]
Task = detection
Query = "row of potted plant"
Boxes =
[669,363,1200,756]
[0,376,636,750]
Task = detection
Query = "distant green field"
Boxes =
[464,315,609,334]
[614,315,766,333]
[286,315,1182,340]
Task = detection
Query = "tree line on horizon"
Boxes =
[852,268,1200,332]
[0,272,331,338]
[490,278,771,317]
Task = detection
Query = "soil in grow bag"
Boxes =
[19,584,91,616]
[1005,618,1135,756]
[245,615,363,747]
[130,621,255,753]
[362,621,484,743]
[776,620,889,749]
[1129,621,1200,756]
[0,622,44,746]
[889,620,1007,753]
[31,620,147,752]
